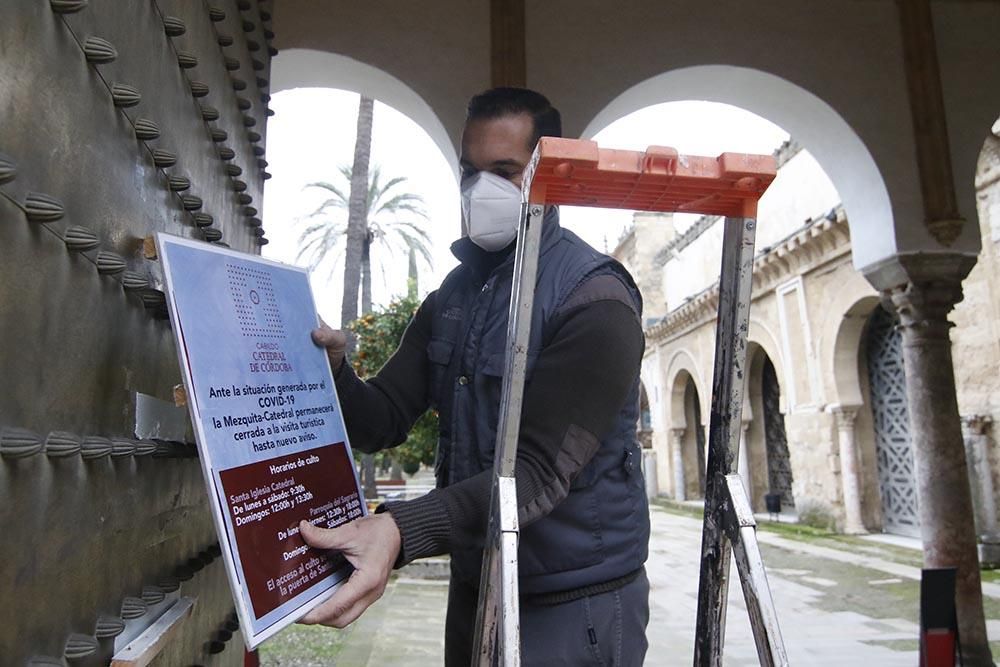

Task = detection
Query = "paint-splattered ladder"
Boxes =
[471,137,788,667]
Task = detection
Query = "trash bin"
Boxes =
[764,493,783,515]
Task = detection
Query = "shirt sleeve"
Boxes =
[382,276,644,565]
[332,292,436,453]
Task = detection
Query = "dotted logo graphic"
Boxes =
[227,263,286,339]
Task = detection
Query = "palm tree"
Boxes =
[342,95,373,344]
[295,96,431,499]
[297,164,433,313]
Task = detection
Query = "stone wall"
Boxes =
[641,135,1000,536]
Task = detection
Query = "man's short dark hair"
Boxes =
[466,87,562,150]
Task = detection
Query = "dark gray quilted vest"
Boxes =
[427,209,650,595]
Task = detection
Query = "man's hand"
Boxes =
[312,321,347,373]
[297,513,402,628]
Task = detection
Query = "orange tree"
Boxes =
[349,295,438,475]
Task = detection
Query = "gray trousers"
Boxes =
[445,569,650,666]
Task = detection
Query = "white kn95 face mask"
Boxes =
[460,171,523,252]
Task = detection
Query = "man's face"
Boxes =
[460,112,535,188]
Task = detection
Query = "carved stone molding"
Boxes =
[832,405,858,430]
[647,207,850,343]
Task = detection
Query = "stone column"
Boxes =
[962,415,1000,567]
[832,406,867,535]
[671,427,687,502]
[884,269,992,665]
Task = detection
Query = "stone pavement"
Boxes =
[263,503,1000,665]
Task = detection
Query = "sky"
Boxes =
[262,90,789,327]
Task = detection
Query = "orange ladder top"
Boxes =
[524,137,778,219]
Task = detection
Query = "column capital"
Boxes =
[831,405,859,430]
[962,414,994,437]
[861,252,975,292]
[670,427,687,440]
[885,279,964,337]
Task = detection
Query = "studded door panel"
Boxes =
[0,0,275,663]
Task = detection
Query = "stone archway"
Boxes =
[270,48,458,179]
[580,65,899,272]
[746,345,794,512]
[830,295,882,533]
[666,367,707,502]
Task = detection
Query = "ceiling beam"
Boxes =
[490,0,525,88]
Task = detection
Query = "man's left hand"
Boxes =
[297,512,402,628]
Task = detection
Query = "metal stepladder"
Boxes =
[471,137,788,667]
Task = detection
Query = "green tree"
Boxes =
[350,297,438,475]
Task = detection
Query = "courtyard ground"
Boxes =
[260,501,1000,665]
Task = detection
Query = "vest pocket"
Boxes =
[425,338,455,410]
[519,489,604,575]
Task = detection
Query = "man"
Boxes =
[302,87,651,665]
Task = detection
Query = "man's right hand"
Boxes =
[312,322,347,373]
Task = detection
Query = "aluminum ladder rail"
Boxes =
[472,137,787,667]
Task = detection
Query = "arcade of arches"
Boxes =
[622,135,1000,545]
[271,1,1000,660]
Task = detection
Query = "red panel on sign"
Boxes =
[218,442,363,618]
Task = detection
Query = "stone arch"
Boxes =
[666,369,707,500]
[663,348,707,430]
[745,342,794,511]
[580,65,899,271]
[830,295,882,408]
[748,317,787,415]
[826,294,885,530]
[270,48,459,179]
